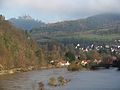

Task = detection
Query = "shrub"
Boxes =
[38,81,45,90]
[67,62,82,71]
[48,76,57,86]
[58,76,66,86]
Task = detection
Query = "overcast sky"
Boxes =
[0,0,120,23]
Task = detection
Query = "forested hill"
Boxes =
[31,13,120,44]
[0,15,37,70]
[9,15,45,30]
[32,13,120,33]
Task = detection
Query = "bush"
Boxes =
[58,76,66,86]
[38,82,45,90]
[48,76,71,87]
[67,62,82,71]
[48,76,57,86]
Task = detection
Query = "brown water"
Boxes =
[0,68,120,90]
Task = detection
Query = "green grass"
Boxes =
[55,33,120,42]
[31,29,120,43]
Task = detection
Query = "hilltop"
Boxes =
[9,15,45,30]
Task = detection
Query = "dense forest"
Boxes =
[0,15,39,70]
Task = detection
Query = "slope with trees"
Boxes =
[0,15,39,70]
[30,13,120,45]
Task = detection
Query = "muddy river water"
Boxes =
[0,68,120,90]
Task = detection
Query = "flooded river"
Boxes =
[0,68,120,90]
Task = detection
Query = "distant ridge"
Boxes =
[30,13,120,44]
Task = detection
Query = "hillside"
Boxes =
[9,15,45,30]
[0,15,37,70]
[31,13,120,45]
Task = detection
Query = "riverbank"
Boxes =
[1,64,117,76]
[0,68,32,75]
[0,66,51,75]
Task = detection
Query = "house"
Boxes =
[57,61,70,67]
[81,60,88,66]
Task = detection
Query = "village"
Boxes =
[48,39,120,70]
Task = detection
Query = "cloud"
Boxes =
[0,0,120,22]
[8,0,119,13]
[0,0,4,7]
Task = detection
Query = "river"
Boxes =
[0,68,120,90]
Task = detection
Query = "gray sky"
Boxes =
[0,0,120,23]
